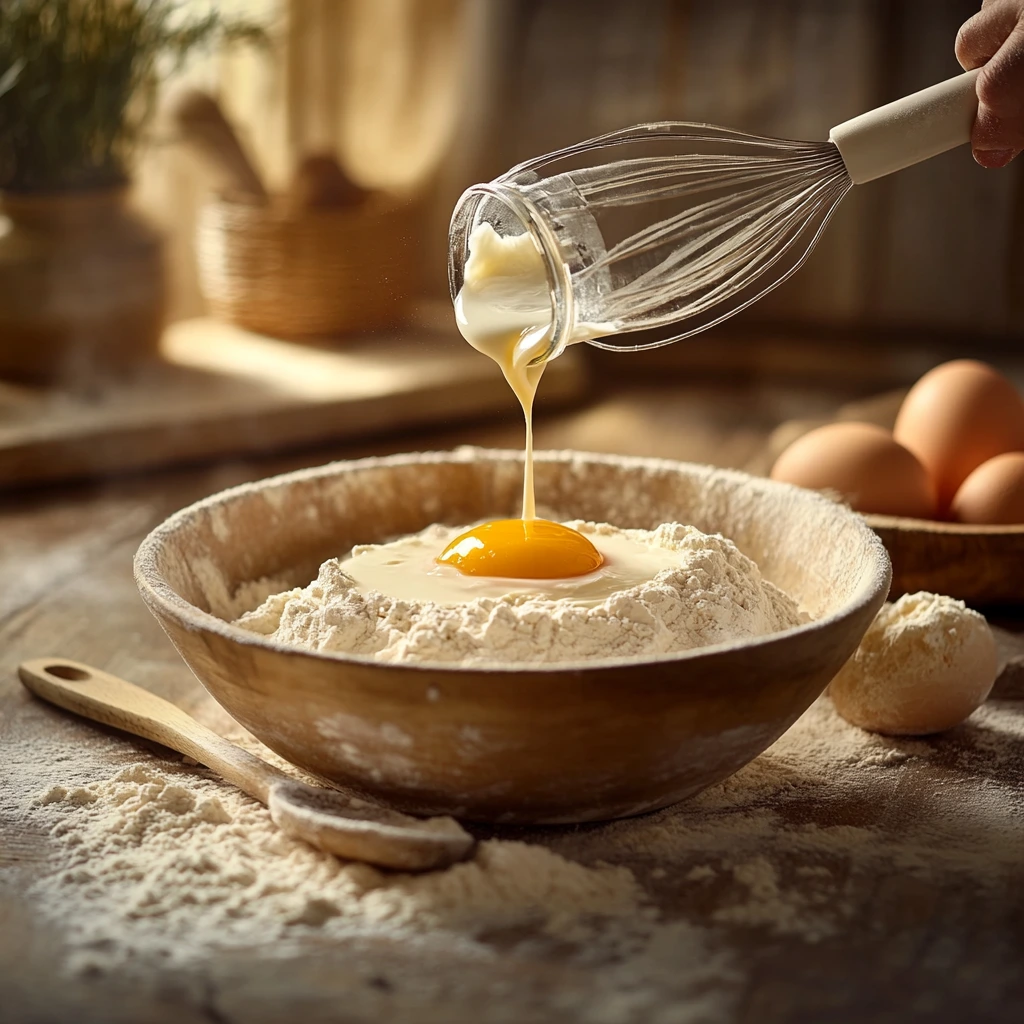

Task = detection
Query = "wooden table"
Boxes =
[2,371,1022,1024]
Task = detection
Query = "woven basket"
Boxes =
[196,195,416,339]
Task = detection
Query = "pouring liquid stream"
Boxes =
[453,223,555,521]
[440,223,606,580]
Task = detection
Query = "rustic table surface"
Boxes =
[2,365,1022,1024]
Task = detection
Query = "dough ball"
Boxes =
[830,592,997,736]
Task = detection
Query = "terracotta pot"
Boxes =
[0,188,165,384]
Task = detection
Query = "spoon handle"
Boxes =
[18,659,287,804]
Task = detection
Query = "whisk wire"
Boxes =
[504,121,832,181]
[456,121,855,357]
[604,170,851,321]
[589,164,852,349]
[577,151,840,208]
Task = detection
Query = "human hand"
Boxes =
[956,0,1024,167]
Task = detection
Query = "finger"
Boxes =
[972,99,1024,165]
[971,105,1022,165]
[971,136,1020,167]
[977,22,1024,118]
[972,22,1024,164]
[956,0,1020,69]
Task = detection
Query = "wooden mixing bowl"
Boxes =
[134,449,890,824]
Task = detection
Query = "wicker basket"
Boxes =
[196,195,416,339]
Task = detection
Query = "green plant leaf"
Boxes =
[0,0,266,192]
[0,58,25,100]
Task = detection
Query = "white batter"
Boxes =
[235,521,806,665]
[341,521,686,606]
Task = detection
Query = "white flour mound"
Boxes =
[234,521,805,665]
[830,591,998,735]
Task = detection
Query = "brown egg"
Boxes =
[288,153,368,209]
[893,360,1024,513]
[950,451,1024,524]
[770,422,937,518]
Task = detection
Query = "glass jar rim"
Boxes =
[448,181,574,365]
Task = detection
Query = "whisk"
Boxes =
[448,69,981,363]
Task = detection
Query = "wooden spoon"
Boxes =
[18,659,474,872]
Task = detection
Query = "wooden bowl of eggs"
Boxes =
[771,359,1024,605]
[134,448,890,825]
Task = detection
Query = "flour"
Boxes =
[711,857,835,941]
[25,757,642,974]
[19,682,1024,996]
[830,592,999,735]
[234,521,805,665]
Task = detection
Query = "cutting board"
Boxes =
[0,318,586,488]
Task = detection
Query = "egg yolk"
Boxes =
[436,519,604,579]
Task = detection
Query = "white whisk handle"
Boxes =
[828,69,980,185]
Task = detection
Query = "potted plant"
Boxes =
[0,0,262,383]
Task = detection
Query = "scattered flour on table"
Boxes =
[232,521,805,664]
[16,690,1024,1000]
[30,761,640,947]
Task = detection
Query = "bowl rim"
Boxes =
[864,512,1024,536]
[134,447,892,675]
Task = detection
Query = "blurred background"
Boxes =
[0,0,1020,485]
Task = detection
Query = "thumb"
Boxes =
[970,21,1024,167]
[971,104,1021,166]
